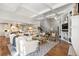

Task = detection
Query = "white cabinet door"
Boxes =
[71,15,79,55]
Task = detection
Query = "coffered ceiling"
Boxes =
[0,3,72,24]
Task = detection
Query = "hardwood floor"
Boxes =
[0,36,11,56]
[45,41,69,56]
[0,36,69,56]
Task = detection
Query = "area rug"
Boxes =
[26,41,59,56]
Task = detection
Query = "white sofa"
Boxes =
[15,36,39,56]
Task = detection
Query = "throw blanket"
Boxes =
[12,36,16,47]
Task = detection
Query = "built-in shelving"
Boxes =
[59,12,71,44]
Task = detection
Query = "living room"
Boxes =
[0,3,78,56]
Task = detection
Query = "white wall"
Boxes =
[71,15,79,55]
[0,24,5,36]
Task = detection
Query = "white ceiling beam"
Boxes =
[32,3,72,19]
[21,4,38,14]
